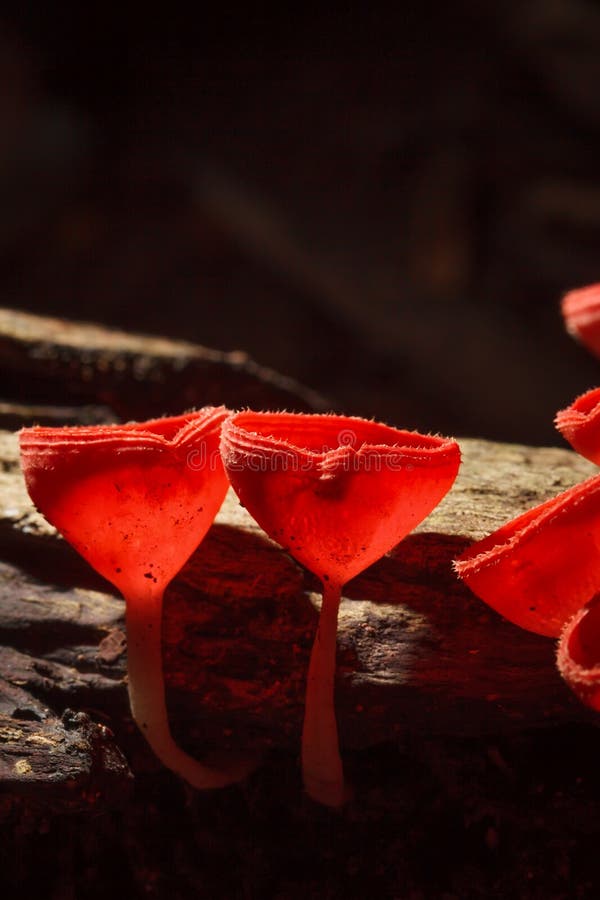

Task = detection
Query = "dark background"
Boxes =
[4,7,600,898]
[3,3,600,444]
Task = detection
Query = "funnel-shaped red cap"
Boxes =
[455,473,600,637]
[20,407,229,599]
[562,283,600,358]
[221,412,460,585]
[555,387,600,465]
[557,597,600,711]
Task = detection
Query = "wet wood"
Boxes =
[1,427,598,814]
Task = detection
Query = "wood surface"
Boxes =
[0,306,326,420]
[1,424,597,819]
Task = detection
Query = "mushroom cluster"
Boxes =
[455,282,600,712]
[221,411,460,806]
[19,407,460,804]
[21,285,600,802]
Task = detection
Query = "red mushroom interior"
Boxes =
[455,473,600,637]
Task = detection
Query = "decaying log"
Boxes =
[1,426,598,812]
[0,400,116,429]
[0,684,131,818]
[0,307,326,419]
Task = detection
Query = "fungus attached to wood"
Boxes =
[555,387,600,464]
[452,282,600,714]
[220,411,461,807]
[454,472,600,711]
[19,407,249,788]
[455,282,600,713]
[454,474,600,637]
[557,596,600,711]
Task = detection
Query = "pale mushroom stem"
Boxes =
[125,586,250,789]
[301,579,346,807]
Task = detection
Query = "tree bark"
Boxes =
[1,427,597,815]
[0,306,326,420]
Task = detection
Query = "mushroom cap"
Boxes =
[221,411,460,585]
[557,597,600,712]
[455,473,600,637]
[555,387,600,465]
[562,282,600,358]
[20,407,229,598]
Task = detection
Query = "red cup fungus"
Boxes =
[454,473,600,639]
[220,410,461,807]
[558,597,600,711]
[454,282,600,714]
[19,407,250,788]
[562,282,600,359]
[457,285,600,715]
[555,387,600,465]
[455,475,600,711]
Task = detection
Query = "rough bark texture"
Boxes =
[0,307,327,420]
[1,311,600,898]
[1,425,597,819]
[5,10,600,894]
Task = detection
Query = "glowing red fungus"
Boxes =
[20,407,248,788]
[557,596,600,711]
[555,387,600,464]
[562,282,600,358]
[456,283,600,714]
[555,283,600,705]
[220,410,461,807]
[454,473,600,638]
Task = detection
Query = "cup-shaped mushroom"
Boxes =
[221,412,461,587]
[555,388,600,465]
[562,282,600,359]
[557,597,600,711]
[221,411,461,806]
[20,407,249,789]
[455,473,600,639]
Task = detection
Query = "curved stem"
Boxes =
[125,587,252,789]
[301,580,346,807]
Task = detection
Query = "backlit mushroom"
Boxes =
[20,407,249,788]
[561,282,600,358]
[455,283,600,713]
[454,474,600,637]
[220,411,460,807]
[555,387,600,464]
[454,472,600,711]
